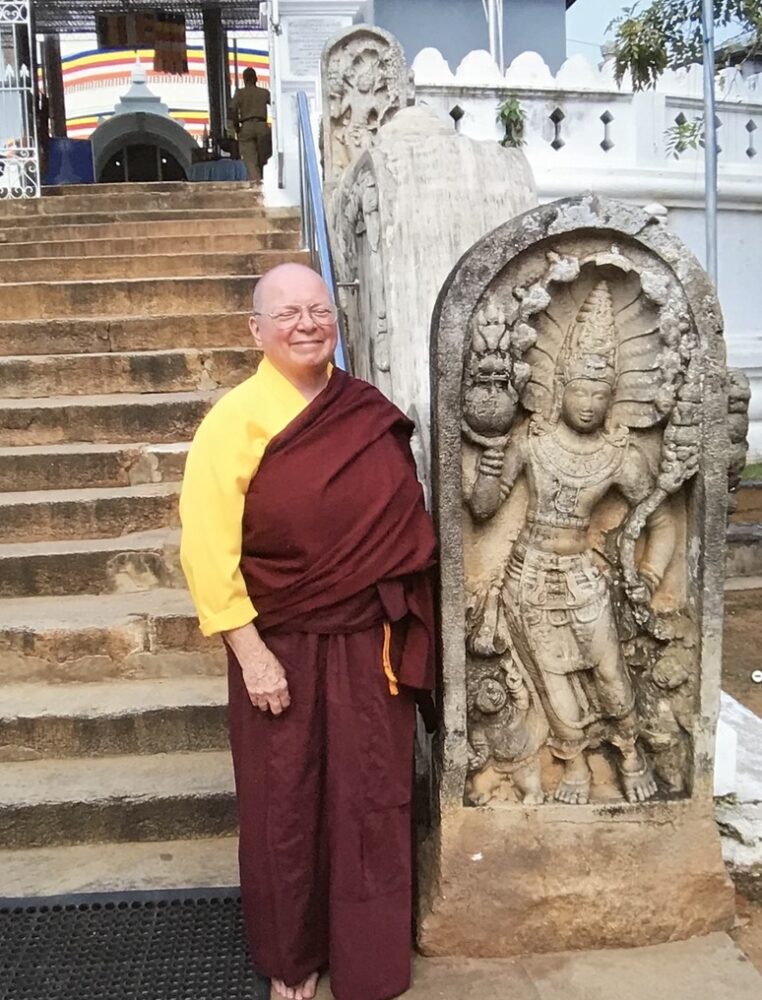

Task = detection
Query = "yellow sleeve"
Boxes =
[179,397,265,637]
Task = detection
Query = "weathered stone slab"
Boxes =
[314,933,762,999]
[333,105,536,485]
[423,194,742,954]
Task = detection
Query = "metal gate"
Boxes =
[0,0,40,198]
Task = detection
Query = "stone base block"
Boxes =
[418,800,735,957]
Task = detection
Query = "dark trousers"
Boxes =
[227,622,415,1000]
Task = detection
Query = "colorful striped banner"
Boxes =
[66,108,213,139]
[58,46,269,85]
[55,44,269,139]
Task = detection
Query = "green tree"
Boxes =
[610,1,762,90]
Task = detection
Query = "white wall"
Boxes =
[411,47,762,459]
[368,0,567,72]
[263,0,364,206]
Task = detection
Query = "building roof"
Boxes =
[33,0,263,33]
[716,29,762,67]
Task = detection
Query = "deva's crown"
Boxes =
[560,280,617,388]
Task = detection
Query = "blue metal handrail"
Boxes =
[295,90,349,372]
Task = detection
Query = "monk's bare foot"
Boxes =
[553,754,591,804]
[296,973,319,999]
[619,749,657,803]
[270,973,319,1000]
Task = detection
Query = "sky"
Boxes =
[566,0,633,59]
[565,0,744,61]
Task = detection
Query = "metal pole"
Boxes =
[702,0,718,285]
[496,0,504,74]
[487,0,498,67]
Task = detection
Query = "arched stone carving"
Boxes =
[321,24,412,187]
[419,194,743,957]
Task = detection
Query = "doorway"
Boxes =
[99,143,186,182]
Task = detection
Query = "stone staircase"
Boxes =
[0,181,305,893]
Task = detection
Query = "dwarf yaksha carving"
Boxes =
[468,281,678,805]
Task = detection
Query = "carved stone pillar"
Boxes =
[420,195,746,956]
[41,33,66,138]
[320,24,411,191]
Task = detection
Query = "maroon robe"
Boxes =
[227,369,437,1000]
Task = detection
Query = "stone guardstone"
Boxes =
[332,105,537,489]
[421,194,745,956]
[320,24,412,189]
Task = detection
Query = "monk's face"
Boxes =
[250,268,338,380]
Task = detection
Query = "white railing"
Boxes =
[0,0,40,199]
[412,49,762,198]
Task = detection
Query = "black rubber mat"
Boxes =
[0,888,270,1000]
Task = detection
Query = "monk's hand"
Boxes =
[222,623,291,716]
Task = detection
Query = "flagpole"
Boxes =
[702,0,718,285]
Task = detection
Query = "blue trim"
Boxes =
[296,91,349,373]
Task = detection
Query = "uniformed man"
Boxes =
[228,67,272,181]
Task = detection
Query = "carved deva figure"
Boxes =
[468,281,677,805]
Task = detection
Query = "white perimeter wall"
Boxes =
[410,47,762,459]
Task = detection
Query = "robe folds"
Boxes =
[227,369,437,1000]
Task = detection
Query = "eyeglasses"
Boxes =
[253,303,338,328]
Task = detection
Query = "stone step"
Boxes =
[726,523,762,578]
[0,211,300,245]
[0,528,183,598]
[0,389,219,446]
[0,186,262,219]
[0,589,223,683]
[0,677,228,760]
[0,274,254,321]
[0,441,188,492]
[731,480,762,525]
[0,312,251,356]
[0,749,236,848]
[1,835,239,896]
[0,248,307,284]
[0,206,276,237]
[0,228,300,259]
[0,346,259,397]
[725,574,762,593]
[42,180,254,197]
[0,483,181,543]
[722,578,762,735]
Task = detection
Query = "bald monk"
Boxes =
[179,264,437,1000]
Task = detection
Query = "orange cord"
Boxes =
[382,621,399,696]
